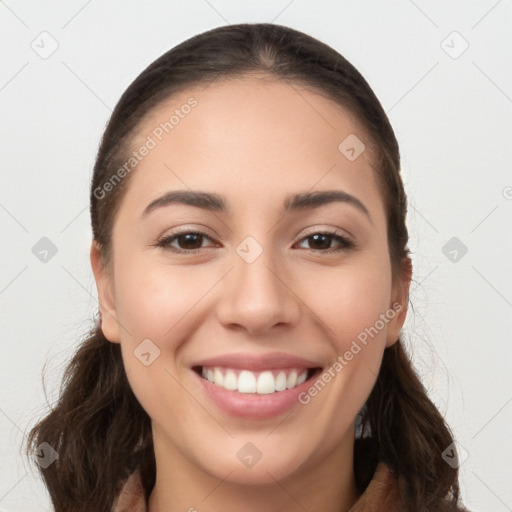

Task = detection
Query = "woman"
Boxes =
[26,23,468,511]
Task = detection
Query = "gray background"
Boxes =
[1,1,511,510]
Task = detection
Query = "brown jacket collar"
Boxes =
[112,462,402,511]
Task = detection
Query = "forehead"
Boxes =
[119,76,384,221]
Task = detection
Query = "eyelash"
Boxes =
[153,229,355,255]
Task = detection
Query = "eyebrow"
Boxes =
[141,189,371,222]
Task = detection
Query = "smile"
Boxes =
[197,366,316,394]
[191,352,323,419]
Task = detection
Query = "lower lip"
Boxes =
[193,369,320,420]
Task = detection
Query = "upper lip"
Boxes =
[193,352,322,371]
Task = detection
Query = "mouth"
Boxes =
[192,365,322,395]
[191,352,324,419]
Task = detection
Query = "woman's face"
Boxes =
[91,76,408,485]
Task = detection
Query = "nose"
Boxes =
[216,249,301,336]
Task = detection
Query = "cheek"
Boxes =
[113,260,202,427]
[307,257,393,345]
[111,252,208,405]
[114,252,213,343]
[296,255,393,416]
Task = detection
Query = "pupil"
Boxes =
[180,234,201,249]
[310,234,330,250]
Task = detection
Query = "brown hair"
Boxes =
[26,23,463,511]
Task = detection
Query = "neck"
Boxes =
[148,428,359,512]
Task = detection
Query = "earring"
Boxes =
[96,309,102,328]
[355,403,368,439]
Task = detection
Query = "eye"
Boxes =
[153,229,355,255]
[154,230,217,254]
[295,231,355,253]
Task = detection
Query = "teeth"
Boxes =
[286,371,297,389]
[213,368,224,387]
[224,371,238,390]
[275,372,287,391]
[238,370,257,393]
[256,371,275,394]
[200,367,310,394]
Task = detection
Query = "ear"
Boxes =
[385,256,412,348]
[90,240,120,343]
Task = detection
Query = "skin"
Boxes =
[91,76,410,512]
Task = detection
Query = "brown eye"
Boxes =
[306,234,332,250]
[155,230,217,253]
[175,233,204,250]
[297,231,354,253]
